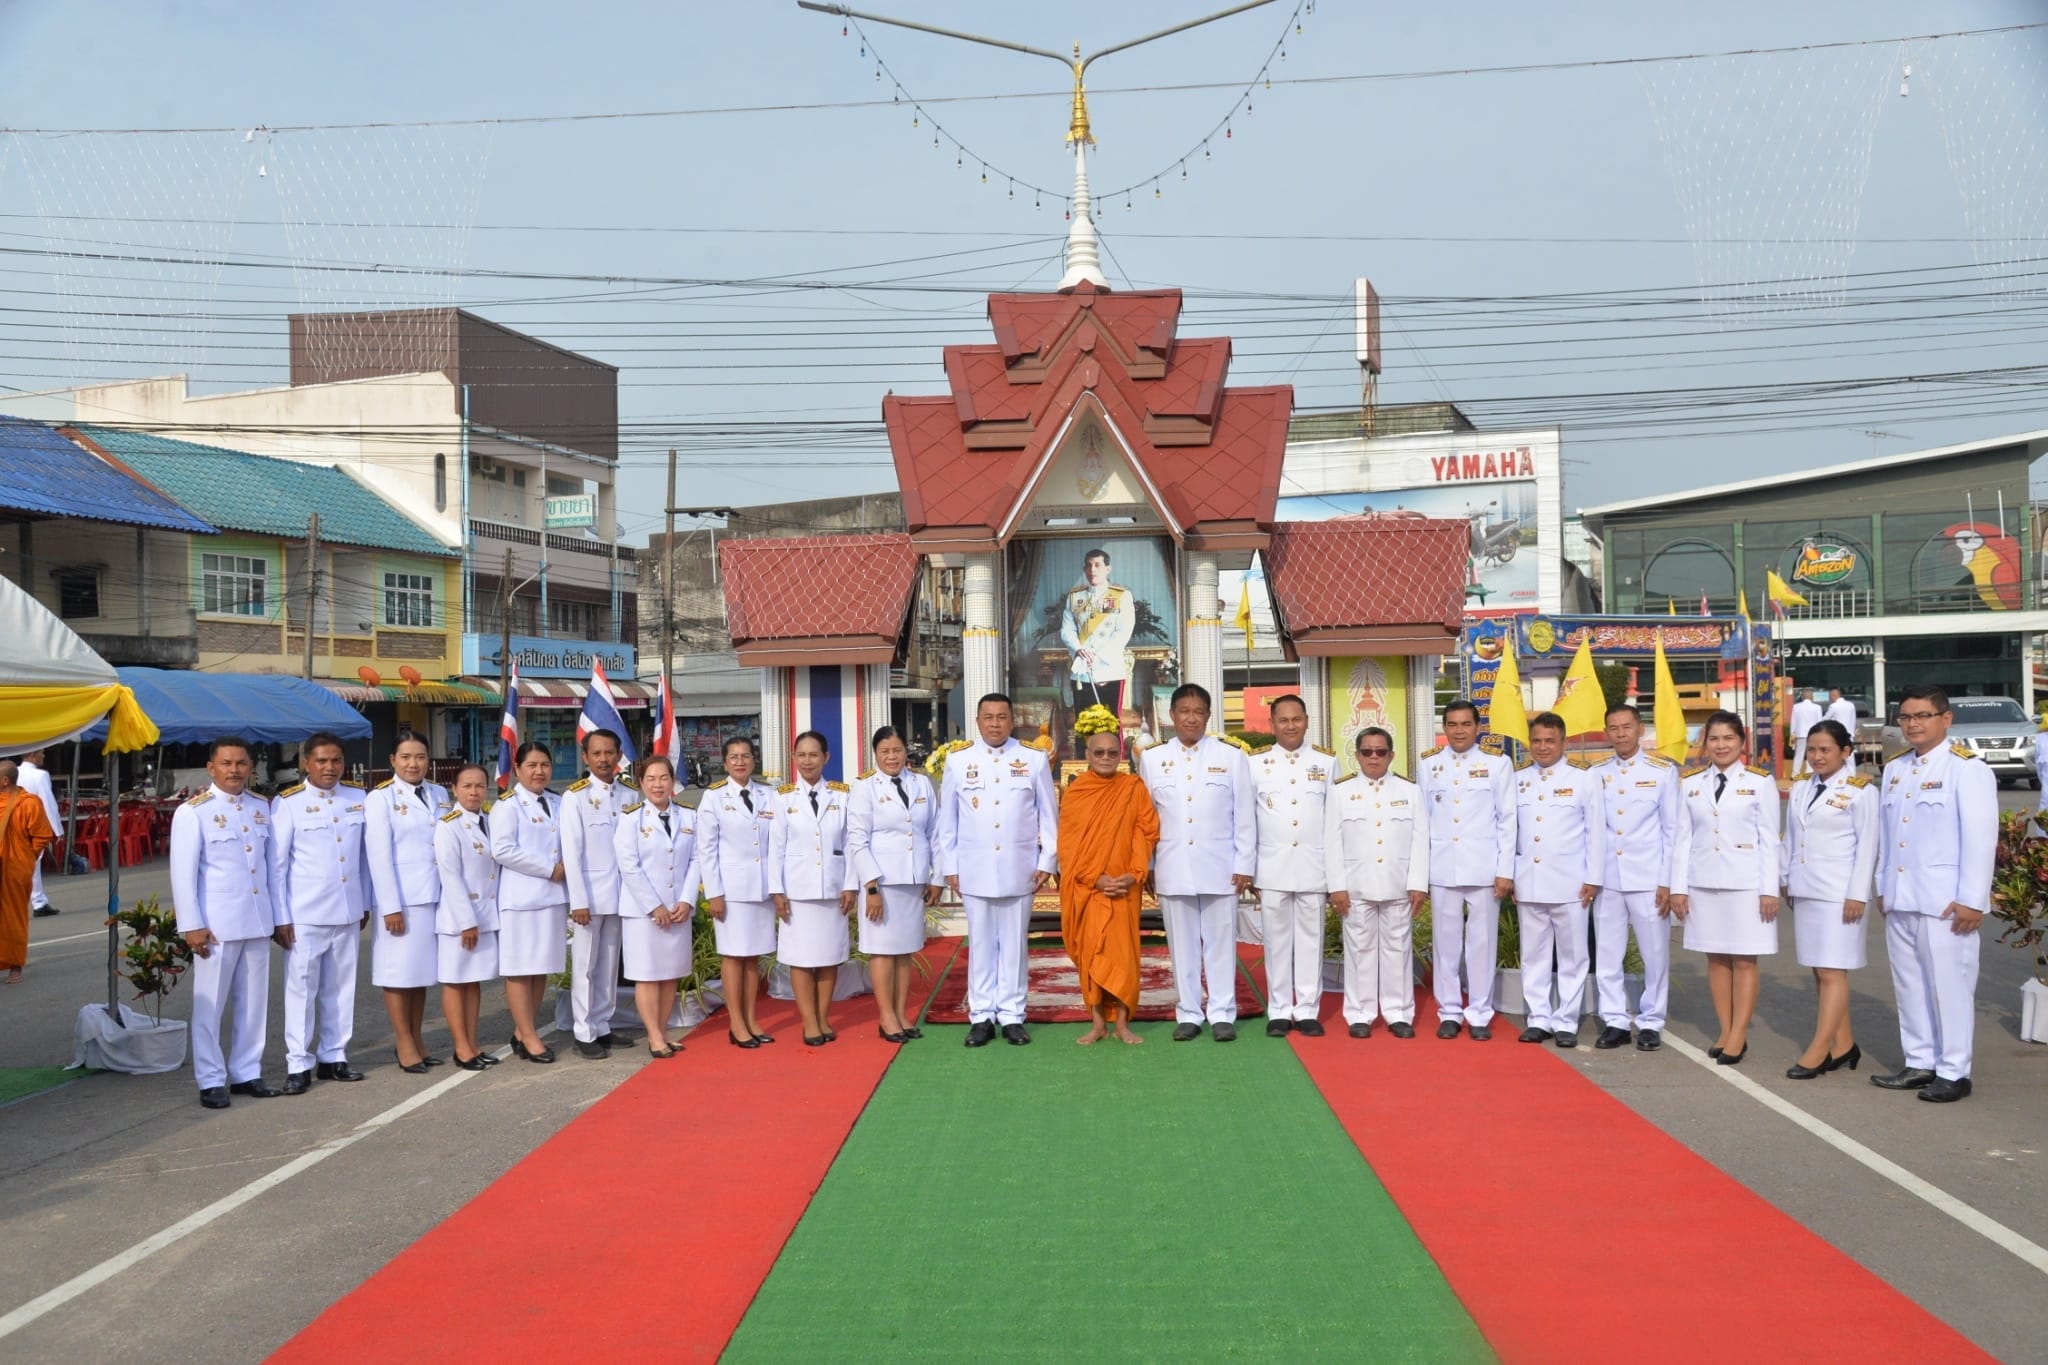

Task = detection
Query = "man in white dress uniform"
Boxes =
[1824,686,1858,737]
[1871,684,1998,1104]
[1140,683,1257,1042]
[169,737,285,1109]
[1590,703,1681,1051]
[1511,713,1606,1049]
[1415,700,1517,1040]
[936,694,1058,1047]
[560,728,638,1058]
[1788,687,1825,775]
[19,749,60,916]
[271,732,370,1093]
[1324,726,1428,1038]
[1249,695,1336,1036]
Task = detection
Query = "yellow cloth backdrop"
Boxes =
[0,684,158,754]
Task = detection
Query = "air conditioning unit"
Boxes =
[470,456,506,481]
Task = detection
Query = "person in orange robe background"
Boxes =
[0,759,58,983]
[1059,728,1159,1045]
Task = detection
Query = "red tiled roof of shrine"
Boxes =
[1263,519,1471,657]
[719,533,920,666]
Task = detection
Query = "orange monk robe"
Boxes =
[0,787,56,970]
[1057,771,1159,1013]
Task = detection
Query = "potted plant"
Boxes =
[74,894,193,1074]
[1990,809,2048,1043]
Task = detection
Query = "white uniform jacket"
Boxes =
[169,785,279,940]
[847,768,940,890]
[695,778,777,903]
[365,777,449,911]
[1782,770,1878,904]
[1592,751,1679,893]
[268,781,368,926]
[1324,771,1429,900]
[1142,735,1258,897]
[489,786,567,911]
[1415,744,1517,887]
[1513,759,1607,903]
[1789,699,1824,747]
[1251,743,1337,893]
[614,799,700,917]
[768,778,855,901]
[560,774,636,914]
[1878,743,1997,916]
[433,808,500,935]
[936,739,1059,897]
[1669,763,1780,897]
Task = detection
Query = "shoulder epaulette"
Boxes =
[707,777,729,790]
[1791,769,1811,783]
[1420,744,1445,759]
[1515,757,1533,771]
[276,782,306,798]
[1568,754,1593,770]
[859,768,876,780]
[1950,742,1977,760]
[1742,763,1767,777]
[618,776,639,790]
[1643,753,1676,768]
[1683,763,1709,778]
[372,778,394,790]
[566,777,592,792]
[1312,744,1334,757]
[827,780,850,793]
[1477,735,1506,756]
[185,790,213,807]
[1844,773,1875,789]
[1218,733,1254,754]
[440,808,463,823]
[622,800,644,814]
[777,782,797,795]
[1335,771,1358,784]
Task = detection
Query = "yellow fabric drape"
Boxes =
[1489,639,1529,746]
[1554,636,1607,737]
[0,684,158,753]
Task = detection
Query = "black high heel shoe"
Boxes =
[729,1032,761,1050]
[803,1033,828,1047]
[398,1054,429,1075]
[1708,1045,1724,1060]
[1824,1043,1861,1073]
[1785,1053,1832,1080]
[878,1026,907,1044]
[1716,1045,1748,1067]
[454,1053,490,1072]
[510,1036,556,1064]
[752,1032,777,1045]
[901,1026,924,1040]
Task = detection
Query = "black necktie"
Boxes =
[1713,772,1727,803]
[659,810,671,835]
[810,789,820,816]
[739,788,753,813]
[538,793,549,815]
[1807,781,1826,810]
[891,775,908,807]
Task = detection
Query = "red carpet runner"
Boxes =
[1288,988,1989,1364]
[274,940,962,1364]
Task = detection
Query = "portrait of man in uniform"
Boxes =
[1061,547,1137,716]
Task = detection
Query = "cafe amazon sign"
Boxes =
[1791,539,1858,587]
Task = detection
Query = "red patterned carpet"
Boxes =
[923,943,1263,1023]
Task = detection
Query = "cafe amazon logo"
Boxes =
[1791,538,1857,587]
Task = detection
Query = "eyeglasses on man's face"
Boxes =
[1356,747,1392,758]
[1896,710,1943,722]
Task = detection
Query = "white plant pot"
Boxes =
[2021,978,2048,1045]
[72,1003,187,1074]
[1321,958,1345,992]
[1492,967,1526,1018]
[1236,903,1265,946]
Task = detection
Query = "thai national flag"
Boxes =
[577,660,639,762]
[652,671,680,770]
[495,662,521,792]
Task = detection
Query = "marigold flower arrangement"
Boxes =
[1073,704,1120,738]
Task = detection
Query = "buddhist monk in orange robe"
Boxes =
[0,759,58,983]
[1059,731,1159,1045]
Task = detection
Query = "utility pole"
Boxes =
[497,545,515,709]
[662,449,677,691]
[302,512,320,680]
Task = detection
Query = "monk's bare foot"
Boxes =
[1114,1025,1142,1045]
[1077,1024,1108,1046]
[3,968,19,984]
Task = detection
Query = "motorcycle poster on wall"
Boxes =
[1276,478,1540,613]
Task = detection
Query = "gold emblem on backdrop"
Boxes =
[1076,426,1109,502]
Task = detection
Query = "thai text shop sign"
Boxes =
[461,633,635,679]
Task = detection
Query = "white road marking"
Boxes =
[26,930,109,949]
[0,1028,552,1340]
[1663,1033,2048,1276]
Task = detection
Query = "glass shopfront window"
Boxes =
[1883,634,2021,708]
[1884,509,2029,616]
[1743,517,1876,618]
[1640,529,1736,615]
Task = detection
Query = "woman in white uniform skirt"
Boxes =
[613,756,700,1058]
[696,736,780,1048]
[434,764,501,1071]
[489,741,568,1064]
[769,731,857,1046]
[364,733,449,1072]
[1780,720,1877,1080]
[846,726,940,1043]
[1669,710,1781,1067]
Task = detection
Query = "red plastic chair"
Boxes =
[76,816,110,871]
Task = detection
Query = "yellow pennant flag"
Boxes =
[1766,569,1809,611]
[1233,576,1255,654]
[1653,628,1689,763]
[1554,634,1607,736]
[1737,587,1751,622]
[1487,634,1530,746]
[1667,597,1676,615]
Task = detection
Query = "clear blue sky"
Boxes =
[0,1,2042,545]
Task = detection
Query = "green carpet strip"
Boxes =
[724,1023,1491,1362]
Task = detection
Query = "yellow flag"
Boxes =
[1487,635,1529,746]
[1737,587,1751,622]
[1653,629,1689,763]
[1554,634,1606,736]
[1766,569,1808,610]
[1233,577,1255,653]
[1667,597,1676,615]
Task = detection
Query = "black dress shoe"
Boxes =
[478,1052,502,1066]
[1469,1025,1493,1042]
[282,1070,313,1095]
[454,1054,490,1071]
[1388,1022,1415,1039]
[1635,1029,1661,1051]
[1293,1019,1325,1038]
[596,1033,633,1050]
[421,1055,445,1068]
[510,1038,555,1064]
[1594,1026,1632,1050]
[573,1038,608,1059]
[1001,1023,1031,1046]
[878,1026,907,1044]
[228,1079,281,1098]
[1871,1066,1936,1090]
[316,1060,365,1082]
[1707,1045,1723,1060]
[1785,1055,1831,1080]
[1824,1043,1861,1073]
[1265,1018,1294,1038]
[965,1020,997,1048]
[753,1032,778,1044]
[1348,1022,1373,1039]
[1715,1046,1748,1067]
[900,1027,922,1040]
[199,1086,230,1109]
[821,1030,838,1044]
[803,1033,828,1047]
[1517,1027,1553,1045]
[729,1033,762,1049]
[1436,1020,1462,1040]
[1554,1032,1579,1049]
[32,905,58,917]
[1172,1023,1202,1042]
[1211,1022,1237,1042]
[1917,1076,1972,1103]
[398,1060,429,1075]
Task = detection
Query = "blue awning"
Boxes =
[0,417,216,533]
[85,668,373,744]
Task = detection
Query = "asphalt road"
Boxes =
[2,789,2043,1361]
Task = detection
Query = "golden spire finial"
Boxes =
[1066,41,1093,146]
